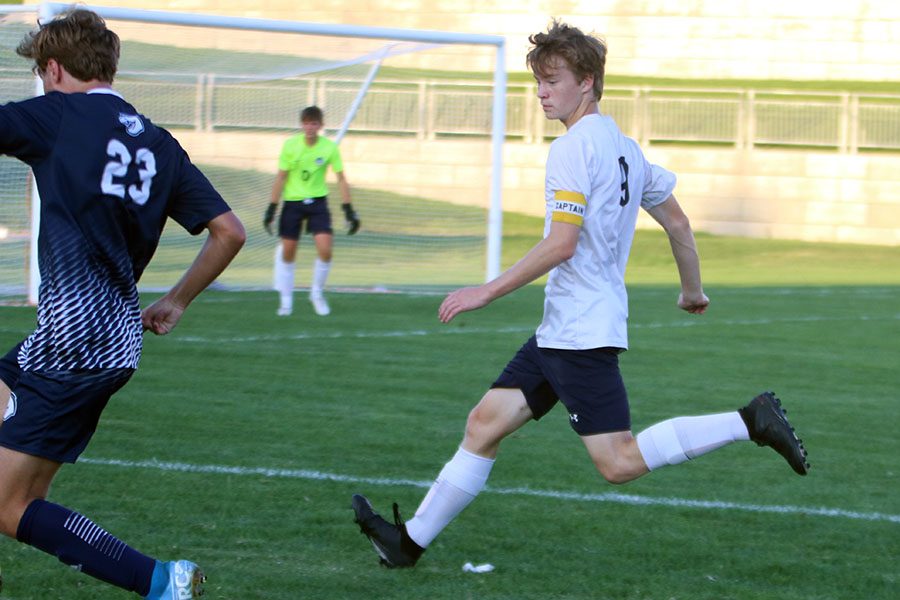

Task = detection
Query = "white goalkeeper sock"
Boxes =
[636,412,750,471]
[404,447,494,548]
[273,246,295,311]
[311,259,331,297]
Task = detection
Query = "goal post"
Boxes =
[0,2,506,301]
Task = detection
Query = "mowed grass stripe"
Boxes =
[168,312,899,344]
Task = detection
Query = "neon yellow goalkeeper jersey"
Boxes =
[277,134,344,200]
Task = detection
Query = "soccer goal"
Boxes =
[0,3,507,302]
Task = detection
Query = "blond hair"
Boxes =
[526,19,607,101]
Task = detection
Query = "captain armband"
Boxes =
[551,190,586,226]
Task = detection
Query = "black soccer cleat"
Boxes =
[352,494,424,568]
[739,391,809,476]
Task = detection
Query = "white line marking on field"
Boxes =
[172,313,900,344]
[180,286,896,299]
[79,457,899,524]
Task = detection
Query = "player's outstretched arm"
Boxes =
[438,221,579,323]
[646,195,709,314]
[142,211,246,335]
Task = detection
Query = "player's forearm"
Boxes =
[666,218,703,296]
[270,191,282,205]
[166,211,246,308]
[270,172,287,204]
[338,175,351,204]
[485,233,574,301]
[648,195,703,296]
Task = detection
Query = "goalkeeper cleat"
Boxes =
[352,494,424,568]
[310,293,330,316]
[145,560,205,600]
[276,306,292,316]
[739,391,809,476]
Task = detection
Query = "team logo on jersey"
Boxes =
[3,392,16,421]
[315,157,325,165]
[118,113,145,137]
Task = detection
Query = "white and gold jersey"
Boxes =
[536,114,676,350]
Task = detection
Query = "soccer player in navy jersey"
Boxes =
[0,9,245,598]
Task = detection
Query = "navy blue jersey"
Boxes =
[0,88,230,371]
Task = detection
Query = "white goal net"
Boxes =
[0,8,35,300]
[0,5,506,301]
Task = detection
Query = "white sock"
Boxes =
[273,245,295,310]
[311,259,331,296]
[636,412,749,471]
[405,447,494,548]
[272,245,284,291]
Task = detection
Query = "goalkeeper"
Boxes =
[264,105,360,316]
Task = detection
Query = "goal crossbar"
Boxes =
[19,3,508,301]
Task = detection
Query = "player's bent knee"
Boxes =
[463,404,505,452]
[592,452,643,485]
[0,504,26,538]
[464,404,492,442]
[595,461,632,485]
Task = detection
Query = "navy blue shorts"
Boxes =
[278,196,333,239]
[0,366,134,463]
[491,335,630,436]
[0,341,23,390]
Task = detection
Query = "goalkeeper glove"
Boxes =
[342,203,360,235]
[263,203,277,235]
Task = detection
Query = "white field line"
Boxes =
[173,313,900,344]
[79,457,900,525]
[186,286,899,299]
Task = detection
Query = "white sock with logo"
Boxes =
[273,245,295,311]
[636,412,749,471]
[404,447,494,548]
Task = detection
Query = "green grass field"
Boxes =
[0,230,897,599]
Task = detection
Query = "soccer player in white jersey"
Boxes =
[352,20,809,568]
[0,9,245,598]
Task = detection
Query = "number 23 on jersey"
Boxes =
[100,138,156,206]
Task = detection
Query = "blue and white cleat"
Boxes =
[146,560,205,600]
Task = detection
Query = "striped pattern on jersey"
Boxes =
[19,230,142,370]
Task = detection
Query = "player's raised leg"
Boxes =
[626,391,808,478]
